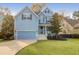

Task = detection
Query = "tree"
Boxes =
[48,13,63,35]
[73,11,79,20]
[1,14,14,40]
[0,7,11,15]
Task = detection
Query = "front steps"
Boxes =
[38,34,47,40]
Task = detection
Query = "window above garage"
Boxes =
[22,13,32,20]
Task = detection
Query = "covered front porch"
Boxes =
[38,26,48,36]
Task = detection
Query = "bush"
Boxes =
[59,34,79,38]
[0,32,3,39]
[1,15,14,40]
[47,34,67,40]
[47,34,79,40]
[2,33,14,40]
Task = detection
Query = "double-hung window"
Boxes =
[22,13,32,20]
[45,9,50,13]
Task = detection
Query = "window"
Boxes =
[45,10,47,13]
[45,9,50,13]
[39,19,40,24]
[48,10,50,13]
[43,17,45,23]
[22,13,32,20]
[45,10,46,13]
[43,17,48,24]
[46,17,48,23]
[22,14,26,19]
[40,26,43,29]
[40,26,43,34]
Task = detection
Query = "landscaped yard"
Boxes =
[16,39,79,55]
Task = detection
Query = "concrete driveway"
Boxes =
[0,40,36,55]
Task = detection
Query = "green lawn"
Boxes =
[0,39,13,43]
[0,39,4,42]
[16,39,79,55]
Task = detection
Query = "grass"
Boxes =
[16,39,79,55]
[0,39,13,43]
[0,39,4,42]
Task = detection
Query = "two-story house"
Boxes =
[15,4,53,40]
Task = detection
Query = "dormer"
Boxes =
[42,7,53,17]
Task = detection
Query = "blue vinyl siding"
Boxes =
[15,7,38,31]
[16,31,36,39]
[15,7,38,40]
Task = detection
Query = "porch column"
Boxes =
[43,26,45,34]
[45,26,47,36]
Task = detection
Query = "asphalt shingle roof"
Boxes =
[64,17,79,28]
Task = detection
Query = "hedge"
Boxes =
[47,34,79,40]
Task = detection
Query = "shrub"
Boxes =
[47,34,79,40]
[47,34,67,40]
[0,32,3,39]
[1,15,14,40]
[2,33,14,40]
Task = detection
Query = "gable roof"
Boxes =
[64,17,79,28]
[74,24,79,29]
[15,6,39,18]
[38,7,53,16]
[42,7,53,14]
[38,9,46,17]
[65,19,77,26]
[74,20,79,29]
[31,3,47,15]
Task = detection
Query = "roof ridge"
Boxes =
[15,6,39,18]
[38,6,47,15]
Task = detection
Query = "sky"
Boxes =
[0,3,79,17]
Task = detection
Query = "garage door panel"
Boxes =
[16,31,36,39]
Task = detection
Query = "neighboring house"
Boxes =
[60,17,79,34]
[60,18,74,34]
[73,20,79,34]
[14,7,38,39]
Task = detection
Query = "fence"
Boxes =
[47,34,79,40]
